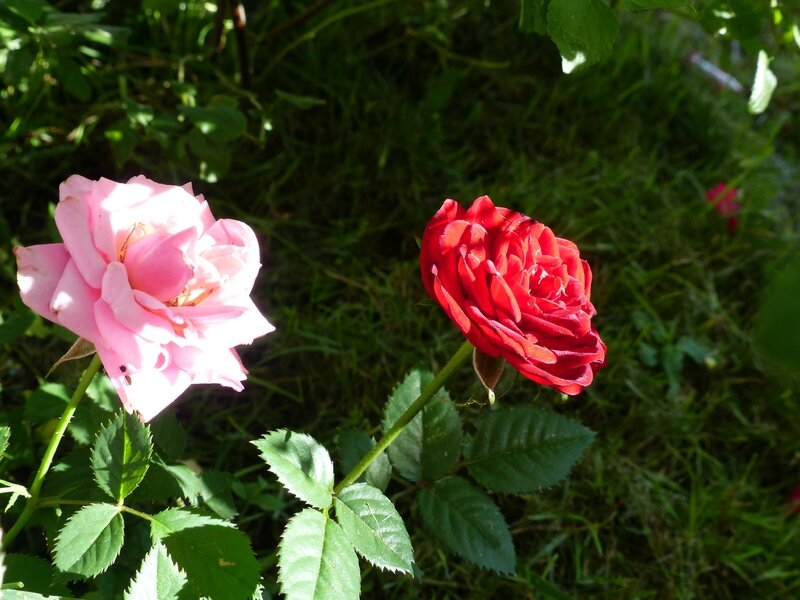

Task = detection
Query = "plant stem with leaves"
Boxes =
[4,354,103,547]
[334,339,473,493]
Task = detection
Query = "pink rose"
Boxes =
[14,175,274,421]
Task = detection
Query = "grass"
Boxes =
[2,1,800,598]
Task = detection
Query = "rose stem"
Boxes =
[4,354,103,547]
[334,339,473,494]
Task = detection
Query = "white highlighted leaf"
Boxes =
[748,50,777,115]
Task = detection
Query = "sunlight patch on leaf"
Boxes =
[279,508,360,600]
[253,430,334,509]
[124,541,187,600]
[53,503,124,578]
[748,50,777,115]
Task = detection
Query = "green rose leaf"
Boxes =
[547,0,619,73]
[381,369,462,482]
[253,430,334,509]
[198,470,238,519]
[124,541,187,600]
[0,593,66,600]
[149,507,232,541]
[278,508,360,600]
[53,503,124,578]
[418,476,515,574]
[0,552,55,597]
[0,308,34,345]
[465,405,595,493]
[338,431,391,491]
[150,508,257,599]
[0,425,9,460]
[25,382,70,423]
[1,553,70,596]
[334,483,414,573]
[91,410,153,502]
[754,251,800,380]
[153,458,203,499]
[149,412,186,461]
[160,526,259,600]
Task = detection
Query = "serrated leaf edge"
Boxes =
[464,407,596,492]
[252,430,334,509]
[90,411,154,502]
[277,509,329,594]
[379,369,433,432]
[123,541,188,600]
[149,507,234,542]
[419,478,515,575]
[334,484,414,574]
[52,503,124,578]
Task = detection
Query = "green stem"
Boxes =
[3,354,102,547]
[37,498,155,525]
[334,340,473,494]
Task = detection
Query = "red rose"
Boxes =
[420,196,606,394]
[705,183,740,235]
[789,484,800,516]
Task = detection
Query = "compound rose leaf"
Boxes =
[464,405,595,493]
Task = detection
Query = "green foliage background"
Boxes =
[2,0,800,597]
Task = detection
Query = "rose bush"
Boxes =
[15,175,274,421]
[420,195,605,394]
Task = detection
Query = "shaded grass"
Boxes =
[2,1,800,598]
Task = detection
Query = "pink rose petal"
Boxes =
[14,244,69,323]
[124,228,195,302]
[54,197,107,287]
[50,259,102,342]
